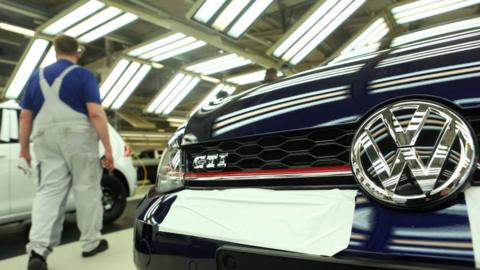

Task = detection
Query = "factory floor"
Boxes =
[0,185,151,270]
[0,229,135,270]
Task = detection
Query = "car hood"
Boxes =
[184,45,480,145]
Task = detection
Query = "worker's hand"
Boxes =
[102,150,114,173]
[20,150,32,167]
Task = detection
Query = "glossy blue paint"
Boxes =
[186,35,480,144]
[134,33,480,270]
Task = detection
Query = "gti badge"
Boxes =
[193,153,229,169]
[351,100,476,209]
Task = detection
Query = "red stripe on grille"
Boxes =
[185,165,352,178]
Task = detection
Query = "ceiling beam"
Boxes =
[117,110,156,129]
[0,0,50,21]
[0,58,17,65]
[102,0,281,69]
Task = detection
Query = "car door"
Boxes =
[0,109,11,216]
[6,109,37,214]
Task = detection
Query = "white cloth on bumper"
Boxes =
[466,186,480,269]
[158,188,357,256]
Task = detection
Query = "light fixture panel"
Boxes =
[64,6,122,37]
[100,59,131,99]
[270,0,365,65]
[4,39,49,99]
[127,33,206,62]
[79,13,137,43]
[102,61,141,108]
[42,0,105,35]
[185,53,251,75]
[146,73,185,113]
[190,0,273,39]
[110,64,152,110]
[0,22,34,36]
[392,0,480,24]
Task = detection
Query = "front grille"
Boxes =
[185,125,356,173]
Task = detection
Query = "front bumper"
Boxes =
[134,189,478,270]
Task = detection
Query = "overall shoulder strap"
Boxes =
[38,68,53,96]
[39,68,46,81]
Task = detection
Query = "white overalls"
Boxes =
[26,65,103,257]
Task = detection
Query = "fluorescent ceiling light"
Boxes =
[289,0,366,65]
[128,33,186,57]
[128,34,207,63]
[227,70,267,85]
[151,40,206,62]
[392,0,480,24]
[110,64,151,110]
[200,75,221,83]
[5,39,49,99]
[42,0,105,35]
[79,13,137,43]
[167,117,187,123]
[146,73,200,115]
[140,37,196,59]
[169,122,185,128]
[163,77,200,114]
[330,17,389,64]
[192,0,273,38]
[100,59,130,99]
[193,0,227,23]
[0,22,34,36]
[212,0,250,31]
[65,6,122,37]
[272,0,365,65]
[187,54,238,70]
[155,76,193,114]
[191,83,236,115]
[186,53,252,75]
[392,17,480,47]
[227,0,273,38]
[146,73,185,113]
[102,61,141,108]
[198,58,251,75]
[39,46,56,68]
[227,69,284,85]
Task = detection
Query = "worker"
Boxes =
[19,35,114,270]
[264,68,278,83]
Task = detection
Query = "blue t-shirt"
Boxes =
[20,59,101,118]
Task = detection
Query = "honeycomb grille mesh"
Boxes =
[185,127,356,173]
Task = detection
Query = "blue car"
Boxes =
[134,21,480,270]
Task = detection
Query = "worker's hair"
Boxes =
[54,35,79,55]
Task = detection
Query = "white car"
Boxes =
[0,100,137,224]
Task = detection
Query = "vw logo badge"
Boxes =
[351,100,477,209]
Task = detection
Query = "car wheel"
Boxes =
[101,174,127,224]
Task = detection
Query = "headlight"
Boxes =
[156,143,184,193]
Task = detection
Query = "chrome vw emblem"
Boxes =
[351,100,476,209]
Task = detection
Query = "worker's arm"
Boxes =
[86,102,114,172]
[19,109,34,166]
